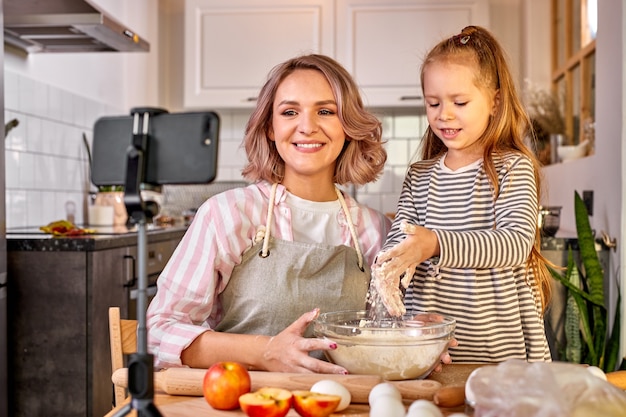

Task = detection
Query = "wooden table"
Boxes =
[103,364,481,417]
[104,395,469,417]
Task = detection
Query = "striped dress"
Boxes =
[384,152,551,362]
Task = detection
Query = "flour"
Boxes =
[326,338,447,380]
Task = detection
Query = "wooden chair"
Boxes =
[108,307,138,407]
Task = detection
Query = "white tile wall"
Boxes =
[4,74,427,228]
[4,71,121,228]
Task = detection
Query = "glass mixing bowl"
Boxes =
[313,310,456,380]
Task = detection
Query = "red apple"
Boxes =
[202,361,251,410]
[292,390,341,417]
[239,387,294,417]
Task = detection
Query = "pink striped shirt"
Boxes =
[147,181,392,367]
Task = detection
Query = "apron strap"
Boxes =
[259,182,278,258]
[335,188,364,271]
[259,183,364,271]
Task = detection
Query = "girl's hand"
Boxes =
[372,222,437,316]
[261,308,348,374]
[431,338,459,373]
[375,223,436,268]
[371,257,408,316]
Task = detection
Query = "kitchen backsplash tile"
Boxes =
[4,71,120,228]
[4,73,426,228]
[5,71,19,110]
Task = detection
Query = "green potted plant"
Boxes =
[548,191,621,371]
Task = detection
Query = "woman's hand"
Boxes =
[261,308,348,374]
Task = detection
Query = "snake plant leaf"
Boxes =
[574,191,605,305]
[549,265,602,306]
[605,290,621,372]
[549,251,596,361]
[574,191,608,368]
[565,264,583,363]
[546,191,619,368]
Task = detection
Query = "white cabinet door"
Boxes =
[335,0,489,107]
[184,0,334,109]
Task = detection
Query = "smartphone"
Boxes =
[91,110,220,187]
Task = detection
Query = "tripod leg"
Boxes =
[110,402,132,417]
[136,401,164,417]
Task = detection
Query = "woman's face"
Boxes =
[423,60,497,166]
[269,69,346,187]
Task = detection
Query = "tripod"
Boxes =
[92,105,219,415]
[112,108,165,417]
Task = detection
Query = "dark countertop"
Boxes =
[6,224,188,252]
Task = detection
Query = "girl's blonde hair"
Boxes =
[241,54,386,186]
[419,26,551,313]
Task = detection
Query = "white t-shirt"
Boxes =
[285,192,343,246]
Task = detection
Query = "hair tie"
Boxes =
[454,34,471,45]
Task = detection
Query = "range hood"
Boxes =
[3,0,149,53]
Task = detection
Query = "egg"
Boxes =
[368,382,402,406]
[406,399,442,417]
[465,367,481,406]
[586,366,607,381]
[368,394,406,417]
[310,379,351,411]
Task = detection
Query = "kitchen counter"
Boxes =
[6,224,188,252]
[7,223,188,417]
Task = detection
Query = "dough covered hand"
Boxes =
[371,258,407,317]
[371,221,422,317]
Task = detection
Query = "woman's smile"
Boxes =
[294,142,324,150]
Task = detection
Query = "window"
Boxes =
[551,0,596,148]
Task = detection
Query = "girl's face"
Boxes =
[423,60,497,166]
[269,69,345,186]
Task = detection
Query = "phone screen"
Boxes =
[91,111,220,186]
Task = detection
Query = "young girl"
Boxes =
[372,26,552,363]
[147,54,392,373]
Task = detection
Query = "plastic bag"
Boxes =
[466,360,626,417]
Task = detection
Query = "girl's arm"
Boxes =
[436,155,538,269]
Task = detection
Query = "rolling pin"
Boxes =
[111,367,443,403]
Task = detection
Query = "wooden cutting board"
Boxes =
[428,363,487,387]
[107,364,484,417]
[149,395,465,417]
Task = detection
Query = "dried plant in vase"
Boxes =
[523,81,567,165]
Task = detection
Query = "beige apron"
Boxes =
[215,184,369,345]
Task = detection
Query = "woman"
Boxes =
[147,54,391,374]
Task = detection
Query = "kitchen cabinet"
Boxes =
[183,0,334,109]
[182,0,488,109]
[335,0,489,107]
[6,227,186,417]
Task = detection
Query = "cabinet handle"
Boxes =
[400,95,423,101]
[245,97,258,102]
[123,254,136,287]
